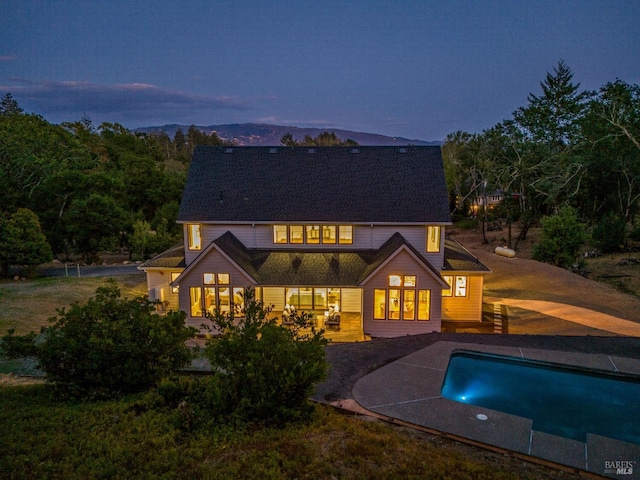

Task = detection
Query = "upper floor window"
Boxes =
[339,225,353,244]
[274,225,287,244]
[427,226,441,253]
[188,224,202,250]
[273,224,353,245]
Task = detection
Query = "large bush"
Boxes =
[2,281,196,397]
[533,206,587,269]
[201,289,328,424]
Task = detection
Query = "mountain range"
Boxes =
[135,123,441,146]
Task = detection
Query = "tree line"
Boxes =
[443,61,640,259]
[0,96,227,274]
[0,99,362,275]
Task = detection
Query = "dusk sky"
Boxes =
[2,1,639,141]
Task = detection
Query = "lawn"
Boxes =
[0,273,147,335]
[0,272,575,479]
[0,384,570,480]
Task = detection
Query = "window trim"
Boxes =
[427,225,441,253]
[187,224,202,251]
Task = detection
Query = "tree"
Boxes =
[2,281,196,398]
[500,61,589,244]
[64,194,127,263]
[0,93,23,116]
[280,131,358,146]
[0,208,53,277]
[580,80,640,223]
[532,206,586,269]
[203,289,328,423]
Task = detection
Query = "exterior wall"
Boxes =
[362,249,442,338]
[144,269,181,311]
[441,274,485,321]
[177,248,257,331]
[183,223,446,269]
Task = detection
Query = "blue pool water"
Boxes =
[440,351,640,444]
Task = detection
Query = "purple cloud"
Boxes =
[0,79,250,125]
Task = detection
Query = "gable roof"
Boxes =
[443,239,491,273]
[169,231,444,287]
[178,146,451,224]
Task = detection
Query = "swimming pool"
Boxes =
[441,351,640,444]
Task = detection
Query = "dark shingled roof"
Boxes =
[205,231,441,286]
[138,244,186,269]
[178,146,451,224]
[443,239,491,272]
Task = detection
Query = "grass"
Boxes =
[0,274,147,335]
[0,384,564,480]
[585,251,640,298]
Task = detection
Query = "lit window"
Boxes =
[171,272,180,293]
[389,289,401,320]
[427,226,441,253]
[217,273,230,285]
[442,275,453,297]
[455,276,467,297]
[274,225,287,244]
[388,275,402,287]
[286,287,299,308]
[418,290,431,320]
[374,289,386,319]
[290,225,304,244]
[203,273,215,285]
[322,225,336,244]
[204,287,215,314]
[404,275,416,287]
[314,288,328,309]
[218,287,230,313]
[338,225,353,244]
[188,224,202,250]
[403,290,415,321]
[190,287,202,317]
[299,287,313,309]
[233,288,244,313]
[306,225,320,244]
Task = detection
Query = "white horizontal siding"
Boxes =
[341,288,362,313]
[441,274,484,321]
[145,270,181,311]
[362,249,442,337]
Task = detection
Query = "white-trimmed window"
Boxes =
[427,226,441,253]
[374,275,429,321]
[273,224,353,245]
[274,225,288,244]
[442,275,467,297]
[171,272,180,293]
[338,225,353,244]
[188,224,202,250]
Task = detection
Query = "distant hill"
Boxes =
[134,123,441,146]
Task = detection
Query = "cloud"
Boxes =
[0,55,17,62]
[0,79,250,125]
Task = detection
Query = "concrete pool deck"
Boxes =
[351,341,640,479]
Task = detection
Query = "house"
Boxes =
[139,146,490,339]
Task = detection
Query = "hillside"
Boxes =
[135,123,441,146]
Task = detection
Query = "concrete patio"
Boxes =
[351,341,640,479]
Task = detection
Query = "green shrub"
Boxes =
[202,289,328,424]
[3,280,197,398]
[533,206,587,269]
[592,212,626,253]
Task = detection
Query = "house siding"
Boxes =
[362,249,442,337]
[441,274,484,321]
[145,270,181,311]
